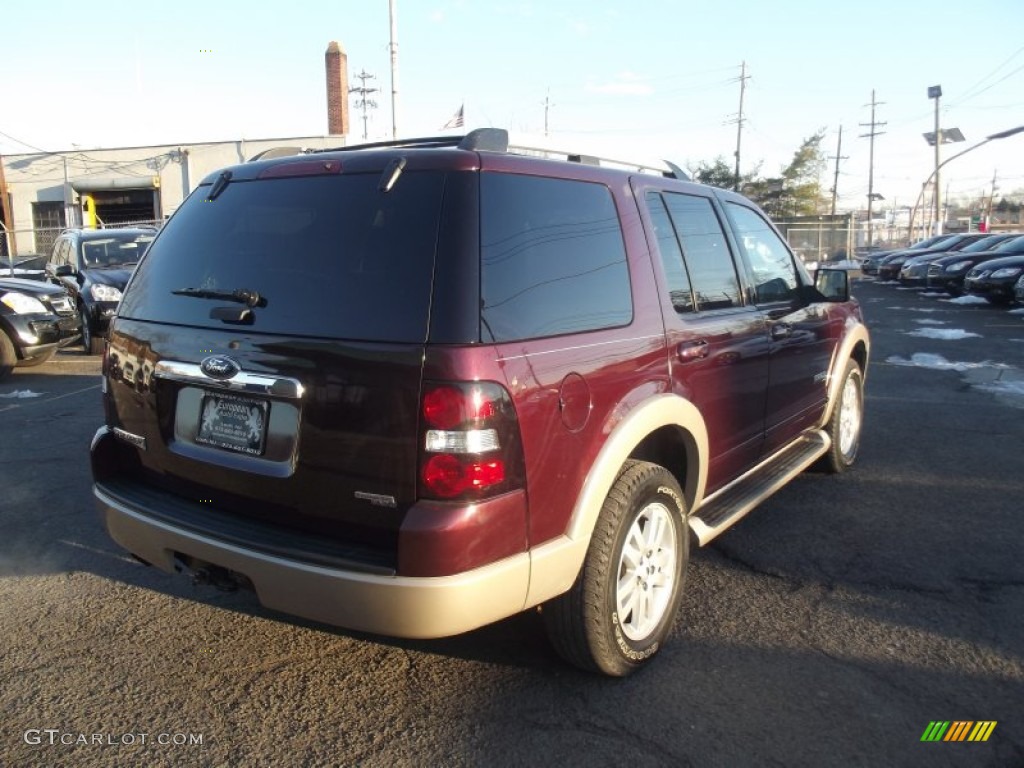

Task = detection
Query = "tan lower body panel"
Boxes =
[98,486,531,639]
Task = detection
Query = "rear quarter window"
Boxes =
[480,173,632,342]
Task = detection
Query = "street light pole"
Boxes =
[388,0,399,140]
[928,85,942,235]
[907,124,1024,239]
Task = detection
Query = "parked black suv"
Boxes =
[91,130,869,675]
[0,277,79,380]
[46,227,157,354]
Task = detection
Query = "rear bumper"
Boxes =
[95,482,532,639]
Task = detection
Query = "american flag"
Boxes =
[441,105,464,130]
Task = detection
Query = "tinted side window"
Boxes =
[725,203,799,304]
[645,192,694,313]
[480,173,631,341]
[661,193,741,311]
[49,238,68,266]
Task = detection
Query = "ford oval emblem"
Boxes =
[200,355,241,380]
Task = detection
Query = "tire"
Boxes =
[17,348,56,367]
[543,460,688,677]
[80,307,105,355]
[0,329,16,381]
[820,358,864,473]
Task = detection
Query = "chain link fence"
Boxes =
[779,226,855,265]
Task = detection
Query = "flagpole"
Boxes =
[388,0,399,139]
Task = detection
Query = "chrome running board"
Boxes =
[689,430,830,546]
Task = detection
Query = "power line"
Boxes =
[948,46,1024,107]
[0,129,53,155]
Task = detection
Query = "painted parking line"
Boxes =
[0,383,100,413]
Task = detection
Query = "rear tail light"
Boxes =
[419,381,523,500]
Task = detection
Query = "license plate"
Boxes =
[195,393,269,456]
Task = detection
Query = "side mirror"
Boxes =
[815,268,850,302]
[53,264,74,277]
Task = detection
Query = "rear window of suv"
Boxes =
[117,172,445,343]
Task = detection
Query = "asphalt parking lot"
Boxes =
[1,279,1022,768]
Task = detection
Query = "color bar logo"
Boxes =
[921,721,997,742]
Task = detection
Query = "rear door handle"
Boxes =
[678,340,709,361]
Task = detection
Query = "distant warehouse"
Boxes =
[0,135,345,258]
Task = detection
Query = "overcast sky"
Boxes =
[2,0,1022,210]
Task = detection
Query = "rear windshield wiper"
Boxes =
[171,287,267,307]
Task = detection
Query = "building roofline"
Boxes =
[1,136,345,162]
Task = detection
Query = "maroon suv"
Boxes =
[91,129,869,676]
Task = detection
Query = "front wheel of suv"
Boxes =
[543,460,688,677]
[0,329,16,381]
[80,307,104,355]
[820,358,864,473]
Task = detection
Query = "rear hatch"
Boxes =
[102,155,472,567]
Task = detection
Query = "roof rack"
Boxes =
[266,128,689,180]
[307,134,479,156]
[504,141,689,181]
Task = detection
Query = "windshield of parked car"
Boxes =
[993,235,1024,251]
[992,237,1024,254]
[923,235,961,251]
[960,236,1011,253]
[909,236,944,249]
[81,233,155,267]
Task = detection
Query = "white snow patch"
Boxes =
[974,380,1024,398]
[1009,308,1024,315]
[942,295,989,306]
[920,291,950,298]
[913,319,948,326]
[887,355,1024,407]
[887,306,945,313]
[906,328,981,340]
[877,280,900,286]
[0,390,44,399]
[886,354,1006,372]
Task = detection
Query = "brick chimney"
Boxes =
[325,41,349,136]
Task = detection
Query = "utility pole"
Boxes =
[730,61,749,192]
[349,70,378,140]
[984,170,998,229]
[388,0,399,139]
[828,125,848,216]
[859,90,886,247]
[542,89,554,137]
